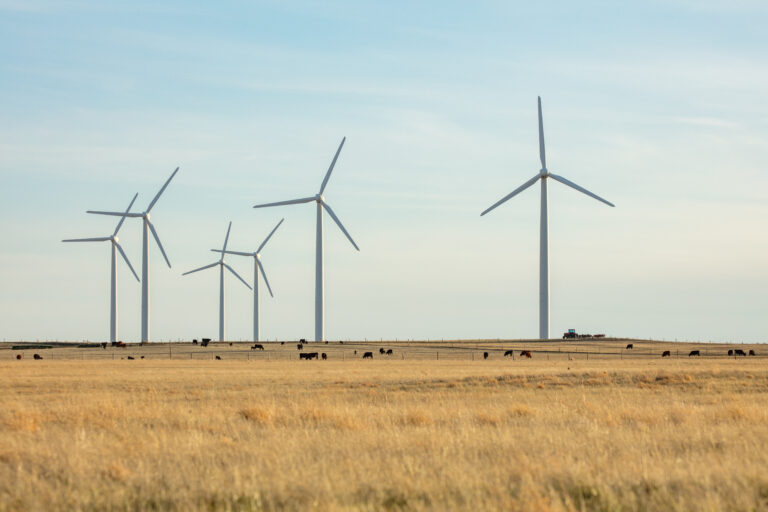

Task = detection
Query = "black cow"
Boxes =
[101,342,107,349]
[503,350,514,357]
[483,352,488,360]
[127,356,135,360]
[662,351,671,357]
[300,338,307,343]
[140,356,145,359]
[363,352,373,359]
[728,349,734,356]
[520,350,532,359]
[379,348,385,354]
[193,339,198,345]
[297,343,303,350]
[386,349,393,355]
[215,355,222,360]
[16,354,21,360]
[339,341,344,344]
[201,339,210,347]
[626,343,633,350]
[735,349,747,356]
[299,353,312,360]
[33,354,43,360]
[300,352,319,360]
[280,341,285,345]
[689,350,700,357]
[749,350,756,356]
[325,341,329,344]
[321,353,327,360]
[251,344,264,351]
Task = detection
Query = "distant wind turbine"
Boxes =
[63,193,140,342]
[87,167,179,342]
[253,137,359,342]
[481,97,614,339]
[183,221,252,342]
[211,218,284,342]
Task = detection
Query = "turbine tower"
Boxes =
[211,218,284,342]
[183,222,252,342]
[87,167,179,342]
[62,193,140,342]
[253,137,359,342]
[481,97,614,339]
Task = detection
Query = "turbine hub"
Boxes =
[144,212,151,220]
[113,236,119,243]
[316,194,324,202]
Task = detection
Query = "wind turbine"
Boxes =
[210,218,284,342]
[183,221,252,342]
[62,193,140,342]
[481,97,614,340]
[253,137,359,342]
[87,167,179,342]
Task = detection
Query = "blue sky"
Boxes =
[1,0,766,342]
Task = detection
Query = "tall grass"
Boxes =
[1,359,768,510]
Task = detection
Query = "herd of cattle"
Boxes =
[11,342,759,361]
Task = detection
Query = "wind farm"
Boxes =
[3,2,767,509]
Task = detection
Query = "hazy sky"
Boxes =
[1,1,766,343]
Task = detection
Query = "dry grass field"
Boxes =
[1,340,768,511]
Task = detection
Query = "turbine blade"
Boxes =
[221,221,232,254]
[548,173,615,207]
[210,249,253,257]
[147,220,172,267]
[480,174,541,216]
[253,196,315,209]
[321,201,359,251]
[224,263,252,290]
[257,259,274,298]
[87,210,142,217]
[115,241,140,282]
[113,192,139,237]
[256,218,284,254]
[319,137,346,194]
[62,237,111,242]
[146,167,179,213]
[182,261,219,276]
[538,96,546,169]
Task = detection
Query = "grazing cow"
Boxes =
[626,344,633,350]
[215,355,221,360]
[662,351,671,358]
[297,343,303,350]
[354,350,357,355]
[325,341,329,344]
[749,350,756,356]
[33,354,43,360]
[193,339,198,345]
[140,356,145,359]
[201,339,210,347]
[379,348,385,354]
[308,352,319,360]
[229,343,233,346]
[363,352,373,359]
[300,338,307,343]
[689,350,701,357]
[101,342,107,349]
[503,350,514,357]
[735,349,747,356]
[16,354,21,360]
[728,349,734,356]
[127,356,135,360]
[483,352,488,360]
[520,350,532,359]
[386,349,393,355]
[321,353,327,360]
[299,353,311,360]
[251,344,265,351]
[339,341,344,344]
[281,341,285,345]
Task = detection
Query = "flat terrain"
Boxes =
[1,341,768,511]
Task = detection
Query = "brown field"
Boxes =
[1,340,768,511]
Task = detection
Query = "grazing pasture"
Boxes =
[0,341,767,510]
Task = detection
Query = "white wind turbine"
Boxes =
[210,218,284,342]
[481,97,614,339]
[253,137,359,342]
[63,193,140,342]
[183,221,252,342]
[87,167,179,342]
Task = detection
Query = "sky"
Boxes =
[1,0,766,343]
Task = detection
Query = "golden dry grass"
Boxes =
[2,352,768,510]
